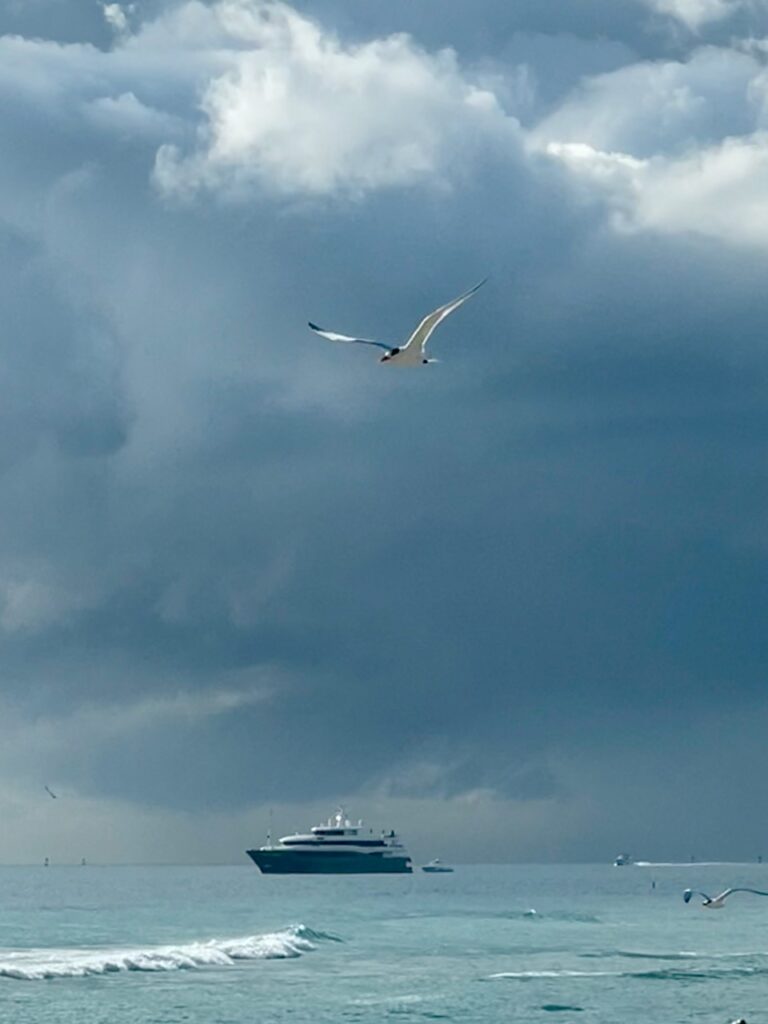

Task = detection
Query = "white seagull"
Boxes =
[308,279,487,366]
[683,887,768,909]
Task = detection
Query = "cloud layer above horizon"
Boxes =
[1,0,768,862]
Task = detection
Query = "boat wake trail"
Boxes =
[486,963,768,983]
[0,924,341,981]
[581,949,765,962]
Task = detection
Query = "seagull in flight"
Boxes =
[683,887,768,909]
[309,279,486,366]
[44,786,57,800]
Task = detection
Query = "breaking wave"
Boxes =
[0,924,340,981]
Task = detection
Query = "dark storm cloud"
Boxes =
[1,0,768,859]
[0,0,687,51]
[289,0,730,57]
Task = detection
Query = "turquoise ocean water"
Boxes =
[1,863,767,1023]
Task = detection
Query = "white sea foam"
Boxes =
[0,924,335,981]
[488,969,620,979]
[488,963,768,982]
[351,994,425,1007]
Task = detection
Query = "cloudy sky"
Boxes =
[2,0,768,864]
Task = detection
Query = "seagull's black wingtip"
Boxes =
[465,277,489,296]
[308,321,322,331]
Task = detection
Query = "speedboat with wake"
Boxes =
[422,859,454,873]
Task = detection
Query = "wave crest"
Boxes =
[0,924,338,981]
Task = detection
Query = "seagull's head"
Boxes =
[380,347,400,363]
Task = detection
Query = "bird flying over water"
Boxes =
[308,279,487,366]
[683,887,768,908]
[44,786,57,799]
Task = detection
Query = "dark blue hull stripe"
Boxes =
[246,850,413,874]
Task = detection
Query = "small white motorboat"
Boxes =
[422,859,454,873]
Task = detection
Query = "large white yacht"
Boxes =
[246,809,413,874]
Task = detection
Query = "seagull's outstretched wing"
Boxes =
[720,888,768,900]
[683,888,711,903]
[308,323,390,351]
[44,785,57,799]
[402,279,487,354]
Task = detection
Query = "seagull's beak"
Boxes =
[379,354,390,363]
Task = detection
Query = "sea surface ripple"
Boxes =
[0,863,766,1022]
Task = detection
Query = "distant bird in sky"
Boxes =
[44,786,57,799]
[309,279,487,366]
[683,887,768,908]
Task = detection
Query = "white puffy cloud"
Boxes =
[0,1,519,201]
[534,46,759,156]
[642,0,741,31]
[548,134,768,249]
[85,90,184,139]
[102,3,131,35]
[538,42,768,250]
[152,0,516,198]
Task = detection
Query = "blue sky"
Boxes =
[1,0,768,863]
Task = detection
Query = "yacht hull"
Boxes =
[246,849,412,874]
